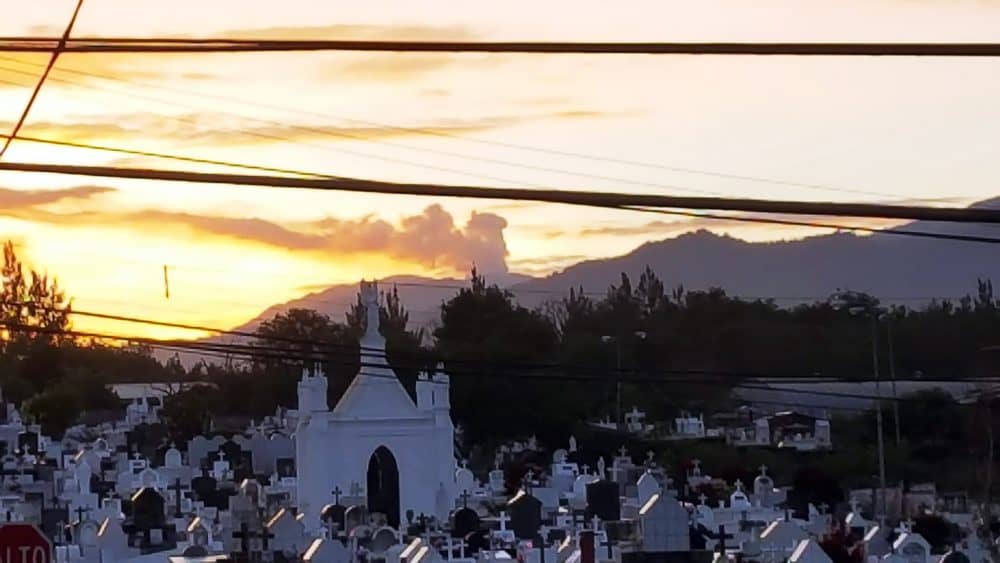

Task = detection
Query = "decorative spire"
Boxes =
[360,280,382,345]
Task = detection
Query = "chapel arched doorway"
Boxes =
[367,446,400,527]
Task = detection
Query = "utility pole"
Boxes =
[887,315,901,447]
[616,339,622,429]
[602,335,624,429]
[602,332,646,430]
[870,313,888,526]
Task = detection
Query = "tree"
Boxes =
[252,307,359,410]
[0,241,71,351]
[160,384,217,443]
[435,269,563,446]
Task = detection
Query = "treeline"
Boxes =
[164,268,1000,447]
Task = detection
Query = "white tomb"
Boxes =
[296,281,457,528]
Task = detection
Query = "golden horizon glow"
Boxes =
[0,0,998,337]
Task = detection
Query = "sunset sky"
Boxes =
[1,0,998,339]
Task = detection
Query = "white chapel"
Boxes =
[295,281,457,528]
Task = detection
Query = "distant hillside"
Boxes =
[168,197,998,368]
[511,196,1000,308]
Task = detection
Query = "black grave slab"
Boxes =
[586,480,621,521]
[507,491,542,540]
[451,507,480,538]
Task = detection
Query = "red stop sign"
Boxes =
[0,524,51,563]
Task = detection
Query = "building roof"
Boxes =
[333,357,419,419]
[333,283,420,419]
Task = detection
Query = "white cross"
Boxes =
[758,465,768,476]
[498,511,510,531]
[618,446,628,458]
[591,515,601,532]
[460,460,468,469]
[607,464,622,482]
[698,494,708,505]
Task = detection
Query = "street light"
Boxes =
[602,331,647,430]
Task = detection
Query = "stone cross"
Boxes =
[716,524,733,554]
[734,479,744,492]
[332,486,342,505]
[169,478,185,517]
[818,502,829,515]
[759,465,768,476]
[460,490,470,508]
[497,511,510,531]
[618,446,628,458]
[232,521,256,554]
[349,481,362,496]
[581,465,590,476]
[607,464,622,482]
[259,523,274,552]
[698,494,708,506]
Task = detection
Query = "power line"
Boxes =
[1,161,997,225]
[631,207,1000,244]
[0,55,913,201]
[7,320,993,412]
[13,130,999,243]
[0,65,534,188]
[3,38,1000,56]
[12,301,999,386]
[0,59,725,197]
[0,0,84,158]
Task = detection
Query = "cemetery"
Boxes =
[0,282,990,562]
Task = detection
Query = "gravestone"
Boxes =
[370,526,397,555]
[276,457,295,479]
[303,537,351,563]
[321,502,346,534]
[507,491,542,540]
[266,507,308,556]
[586,481,620,522]
[638,493,690,552]
[451,507,480,538]
[17,431,39,455]
[344,505,368,532]
[128,487,177,553]
[455,464,475,498]
[187,435,225,469]
[190,470,225,509]
[636,471,661,506]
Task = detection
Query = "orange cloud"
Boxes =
[0,185,113,208]
[2,193,510,274]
